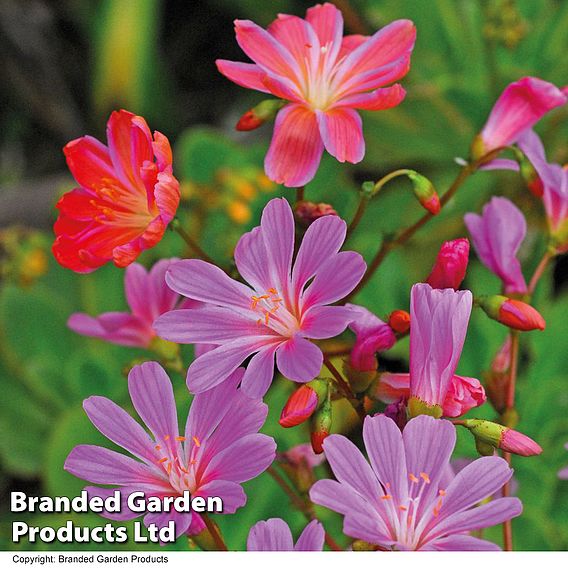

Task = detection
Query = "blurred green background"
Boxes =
[1,0,567,551]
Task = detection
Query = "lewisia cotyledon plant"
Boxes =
[247,519,324,551]
[216,2,416,187]
[64,362,276,539]
[408,283,473,418]
[155,198,366,398]
[68,259,191,348]
[464,197,528,295]
[309,414,522,550]
[53,110,180,273]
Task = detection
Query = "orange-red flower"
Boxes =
[53,110,180,273]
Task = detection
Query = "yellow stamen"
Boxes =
[157,457,168,464]
[192,436,201,447]
[420,472,431,484]
[409,473,419,483]
[175,436,186,442]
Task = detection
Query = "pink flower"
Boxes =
[475,77,566,157]
[247,519,324,551]
[68,259,191,348]
[216,3,416,187]
[500,429,542,457]
[53,110,180,273]
[426,238,470,290]
[279,384,319,427]
[279,443,326,469]
[310,415,522,550]
[464,197,528,295]
[346,304,396,372]
[517,130,568,252]
[155,198,366,397]
[441,375,486,418]
[375,373,485,418]
[64,362,276,540]
[409,284,472,417]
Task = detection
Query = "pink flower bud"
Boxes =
[500,429,543,457]
[441,375,486,418]
[426,238,470,290]
[294,201,338,227]
[279,385,318,428]
[236,109,264,131]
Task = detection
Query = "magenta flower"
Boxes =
[426,238,470,290]
[216,3,416,187]
[464,197,528,295]
[346,304,396,372]
[559,444,568,480]
[64,362,276,539]
[310,414,522,550]
[67,259,192,348]
[517,130,568,252]
[475,77,566,157]
[247,519,324,551]
[375,373,485,418]
[155,198,365,398]
[409,284,472,417]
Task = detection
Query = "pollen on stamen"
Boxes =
[157,457,168,464]
[164,435,170,441]
[175,436,186,442]
[420,472,431,484]
[439,489,446,496]
[381,494,392,501]
[155,445,161,451]
[409,473,419,483]
[167,463,172,474]
[399,505,408,511]
[192,436,201,447]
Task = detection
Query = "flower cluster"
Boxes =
[54,1,564,553]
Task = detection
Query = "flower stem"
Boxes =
[528,250,554,295]
[202,513,228,551]
[344,162,476,302]
[172,218,215,264]
[267,465,343,551]
[323,356,366,422]
[295,186,305,204]
[346,193,369,239]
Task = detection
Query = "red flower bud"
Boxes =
[426,238,470,290]
[478,295,546,331]
[408,171,440,215]
[500,429,543,457]
[499,299,546,331]
[388,310,410,334]
[236,110,264,131]
[279,385,318,428]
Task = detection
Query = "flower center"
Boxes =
[303,42,340,111]
[153,434,202,495]
[250,287,300,337]
[379,471,447,550]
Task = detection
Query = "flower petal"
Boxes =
[127,362,179,455]
[248,518,294,551]
[63,136,117,191]
[276,335,323,382]
[64,445,165,487]
[215,59,270,93]
[83,396,156,464]
[241,345,279,398]
[203,433,276,483]
[316,108,365,164]
[424,534,501,551]
[301,251,366,308]
[301,305,354,339]
[363,415,408,504]
[234,226,272,292]
[165,259,253,314]
[265,104,324,188]
[234,19,301,83]
[294,520,325,551]
[68,312,150,348]
[336,84,406,111]
[194,480,246,514]
[292,213,347,293]
[154,306,268,344]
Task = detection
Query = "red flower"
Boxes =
[53,110,180,273]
